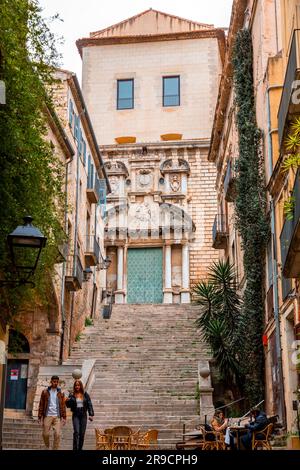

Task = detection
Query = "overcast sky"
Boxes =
[38,0,233,80]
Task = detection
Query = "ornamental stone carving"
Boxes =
[137,169,152,189]
[170,175,181,192]
[160,158,190,175]
[104,161,129,177]
[109,176,119,194]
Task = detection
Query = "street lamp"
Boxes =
[83,267,93,282]
[0,215,47,287]
[97,251,111,270]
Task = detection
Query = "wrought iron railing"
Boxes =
[280,171,300,272]
[86,235,100,264]
[278,30,300,147]
[66,255,84,287]
[212,214,227,241]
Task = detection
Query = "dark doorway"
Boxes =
[5,330,30,410]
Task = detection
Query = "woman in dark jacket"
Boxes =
[66,380,94,450]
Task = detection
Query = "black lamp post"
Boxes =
[1,215,47,287]
[0,216,46,449]
[98,252,111,270]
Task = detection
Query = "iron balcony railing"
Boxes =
[278,29,300,147]
[213,214,227,238]
[85,235,100,264]
[280,171,300,274]
[87,176,100,194]
[281,275,292,301]
[224,160,236,202]
[212,214,228,249]
[66,255,84,288]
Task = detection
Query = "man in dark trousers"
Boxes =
[241,408,268,450]
[38,375,66,450]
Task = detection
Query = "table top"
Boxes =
[182,430,203,437]
[229,425,248,430]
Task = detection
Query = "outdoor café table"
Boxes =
[176,430,203,450]
[229,425,248,450]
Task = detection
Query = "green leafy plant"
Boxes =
[193,260,243,395]
[75,333,82,342]
[0,0,65,322]
[232,29,269,406]
[283,196,296,220]
[84,317,94,327]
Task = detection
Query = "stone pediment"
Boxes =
[90,9,213,39]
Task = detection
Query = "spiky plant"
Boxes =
[192,260,243,391]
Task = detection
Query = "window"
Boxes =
[163,76,180,107]
[117,79,134,109]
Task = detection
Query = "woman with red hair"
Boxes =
[66,380,94,450]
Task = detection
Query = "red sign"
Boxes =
[10,369,19,381]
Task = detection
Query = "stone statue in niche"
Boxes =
[110,176,119,194]
[170,175,181,192]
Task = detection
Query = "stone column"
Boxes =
[181,174,187,195]
[163,245,173,303]
[115,246,124,303]
[181,244,190,303]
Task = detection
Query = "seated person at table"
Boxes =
[211,410,235,450]
[241,408,268,450]
[211,410,228,432]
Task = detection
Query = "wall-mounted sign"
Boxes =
[10,369,19,381]
[20,364,28,379]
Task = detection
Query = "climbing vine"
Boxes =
[232,29,269,406]
[0,0,65,321]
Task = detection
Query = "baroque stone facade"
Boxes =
[79,8,225,304]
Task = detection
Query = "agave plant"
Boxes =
[284,133,300,152]
[192,260,243,388]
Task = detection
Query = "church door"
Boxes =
[127,248,163,303]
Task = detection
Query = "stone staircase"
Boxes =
[3,303,210,449]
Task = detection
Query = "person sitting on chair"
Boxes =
[241,408,268,450]
[211,410,235,449]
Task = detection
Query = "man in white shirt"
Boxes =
[38,375,66,449]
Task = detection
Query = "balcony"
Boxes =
[280,172,300,277]
[212,214,228,249]
[224,160,236,202]
[86,177,100,204]
[65,255,84,291]
[85,235,100,267]
[278,29,300,147]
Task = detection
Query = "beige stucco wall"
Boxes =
[82,37,220,144]
[90,9,213,38]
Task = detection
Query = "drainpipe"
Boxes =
[59,158,71,364]
[69,143,81,356]
[266,84,286,427]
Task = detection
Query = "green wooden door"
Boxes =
[127,248,163,303]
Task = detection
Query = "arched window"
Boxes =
[8,330,30,354]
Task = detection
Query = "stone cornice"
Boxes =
[77,29,226,65]
[208,0,248,162]
[100,138,211,153]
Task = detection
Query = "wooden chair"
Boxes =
[199,426,226,450]
[95,429,112,450]
[137,429,159,450]
[111,426,133,450]
[252,423,273,450]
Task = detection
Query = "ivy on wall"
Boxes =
[232,29,269,406]
[0,0,65,321]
